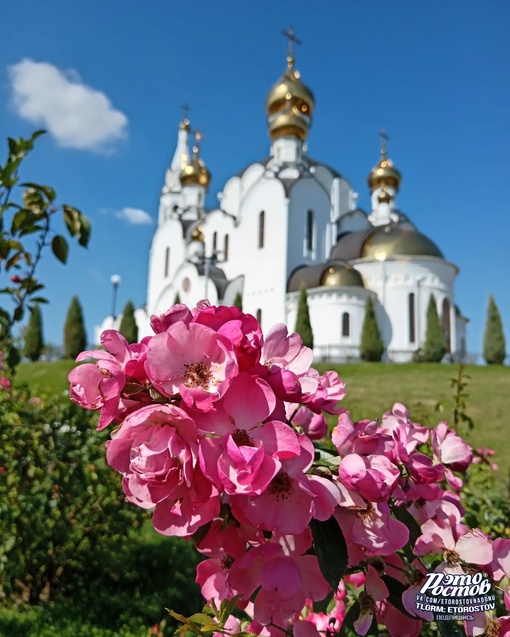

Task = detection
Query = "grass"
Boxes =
[16,360,510,475]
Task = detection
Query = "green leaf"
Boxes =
[78,213,91,247]
[21,182,56,201]
[10,209,28,234]
[380,575,416,619]
[29,297,48,304]
[52,235,69,264]
[310,516,348,590]
[63,205,80,236]
[436,620,467,636]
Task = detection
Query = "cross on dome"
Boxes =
[379,128,388,159]
[281,25,301,64]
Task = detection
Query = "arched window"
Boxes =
[258,211,265,249]
[224,234,229,261]
[256,308,262,324]
[164,247,170,278]
[409,293,416,343]
[213,231,218,252]
[342,312,350,337]
[306,210,314,253]
[442,298,451,353]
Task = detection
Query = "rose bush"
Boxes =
[70,301,510,636]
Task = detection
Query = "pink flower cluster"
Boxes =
[69,302,509,636]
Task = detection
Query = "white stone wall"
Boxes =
[353,256,459,358]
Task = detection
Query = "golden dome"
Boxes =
[368,155,401,191]
[179,146,211,189]
[268,110,309,141]
[377,187,392,203]
[190,225,204,243]
[320,262,365,287]
[361,225,444,260]
[266,56,314,141]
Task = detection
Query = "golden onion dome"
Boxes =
[266,55,314,141]
[266,56,315,116]
[179,146,211,189]
[190,224,205,243]
[361,225,444,260]
[368,154,401,191]
[320,261,365,287]
[268,110,309,141]
[377,187,392,203]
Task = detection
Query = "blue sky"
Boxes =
[1,1,509,355]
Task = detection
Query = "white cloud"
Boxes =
[8,59,128,153]
[115,207,153,225]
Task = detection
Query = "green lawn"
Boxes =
[16,360,510,475]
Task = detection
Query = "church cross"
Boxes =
[379,128,388,157]
[181,103,190,122]
[281,25,301,58]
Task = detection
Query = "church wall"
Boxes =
[286,287,373,356]
[287,179,332,277]
[146,218,185,316]
[352,257,458,359]
[218,176,241,216]
[230,178,289,330]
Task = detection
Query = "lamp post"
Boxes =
[111,274,121,322]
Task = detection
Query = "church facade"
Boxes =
[97,46,468,362]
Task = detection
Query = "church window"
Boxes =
[258,211,265,249]
[164,247,170,278]
[306,210,314,253]
[342,312,350,337]
[224,234,229,261]
[256,308,262,323]
[442,298,451,353]
[409,293,415,343]
[213,231,218,252]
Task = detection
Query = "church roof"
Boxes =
[361,224,444,259]
[330,228,374,261]
[287,260,364,292]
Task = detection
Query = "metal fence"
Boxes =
[313,346,510,366]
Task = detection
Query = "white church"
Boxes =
[97,37,468,363]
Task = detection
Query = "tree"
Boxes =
[422,294,446,362]
[119,300,138,344]
[174,292,181,304]
[360,296,384,362]
[64,296,87,359]
[233,292,243,310]
[23,304,44,361]
[483,295,506,364]
[294,284,313,349]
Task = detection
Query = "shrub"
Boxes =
[483,294,506,365]
[233,292,243,310]
[294,284,313,349]
[63,296,87,358]
[119,301,138,344]
[421,293,446,362]
[23,304,44,361]
[0,385,146,603]
[360,296,383,361]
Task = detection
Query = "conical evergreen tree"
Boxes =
[294,284,313,349]
[119,300,138,344]
[23,304,44,362]
[360,297,384,362]
[174,292,181,304]
[63,296,87,359]
[422,294,446,362]
[233,292,243,310]
[483,295,506,364]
